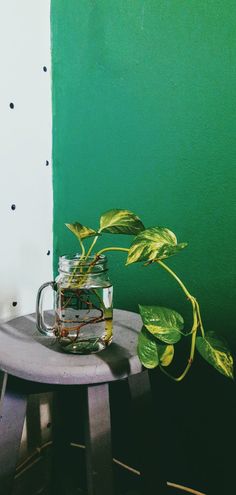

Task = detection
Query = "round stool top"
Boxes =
[0,310,143,385]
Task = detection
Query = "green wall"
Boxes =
[51,0,236,345]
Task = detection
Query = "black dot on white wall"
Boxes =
[12,301,17,307]
[46,160,49,166]
[47,250,51,256]
[11,204,16,211]
[9,102,14,109]
[43,66,47,72]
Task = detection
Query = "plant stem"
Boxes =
[156,260,198,335]
[67,235,100,286]
[156,260,192,299]
[67,246,128,290]
[71,245,129,289]
[96,247,129,256]
[79,238,86,257]
[195,299,205,337]
[85,232,101,259]
[156,259,205,338]
[155,259,201,381]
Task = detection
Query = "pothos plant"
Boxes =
[65,208,234,382]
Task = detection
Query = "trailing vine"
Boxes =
[65,208,234,381]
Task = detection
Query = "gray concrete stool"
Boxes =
[0,309,157,495]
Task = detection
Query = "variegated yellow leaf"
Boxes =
[65,222,98,240]
[126,226,187,264]
[137,327,159,369]
[137,327,175,369]
[99,209,145,234]
[157,343,175,367]
[139,305,183,344]
[196,332,234,380]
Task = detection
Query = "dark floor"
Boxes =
[14,361,233,495]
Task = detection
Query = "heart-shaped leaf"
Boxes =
[139,305,183,344]
[126,226,187,264]
[137,327,174,368]
[99,209,145,235]
[137,327,159,369]
[196,332,234,380]
[65,222,98,240]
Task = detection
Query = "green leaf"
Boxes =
[126,226,187,264]
[137,327,159,369]
[196,332,234,380]
[65,222,99,240]
[139,305,183,344]
[137,327,175,368]
[157,343,175,367]
[99,209,145,235]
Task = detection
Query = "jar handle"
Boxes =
[36,281,56,336]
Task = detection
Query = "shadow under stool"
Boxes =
[0,309,164,495]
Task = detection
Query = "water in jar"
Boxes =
[55,285,113,354]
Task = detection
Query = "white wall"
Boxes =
[0,4,53,489]
[0,0,53,323]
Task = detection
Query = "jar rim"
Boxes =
[58,253,108,274]
[59,253,107,262]
[59,253,107,266]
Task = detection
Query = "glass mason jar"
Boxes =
[36,254,113,354]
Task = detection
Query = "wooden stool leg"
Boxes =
[128,370,168,495]
[85,383,114,495]
[50,389,75,495]
[0,372,27,495]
